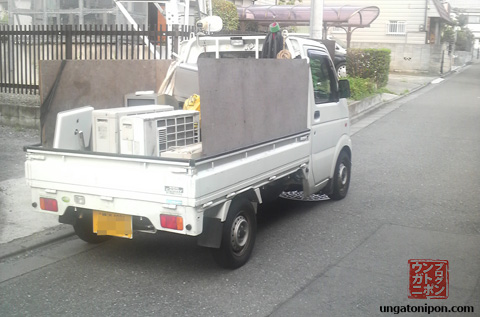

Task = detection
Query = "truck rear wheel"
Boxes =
[73,209,111,244]
[329,150,351,200]
[211,199,256,269]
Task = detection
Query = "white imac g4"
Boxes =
[53,106,94,150]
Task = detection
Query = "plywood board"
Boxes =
[39,60,172,148]
[198,59,309,156]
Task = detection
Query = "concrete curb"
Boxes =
[349,82,431,124]
[0,224,74,261]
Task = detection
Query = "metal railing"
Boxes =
[0,24,193,95]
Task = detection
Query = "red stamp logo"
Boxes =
[409,259,449,299]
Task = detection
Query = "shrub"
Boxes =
[456,28,474,51]
[212,0,239,31]
[346,76,376,100]
[346,48,391,88]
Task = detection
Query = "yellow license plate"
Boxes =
[93,210,133,239]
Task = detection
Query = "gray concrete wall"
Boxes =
[0,94,41,129]
[351,42,452,74]
[454,51,474,66]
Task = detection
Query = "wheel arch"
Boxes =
[198,193,258,249]
[329,134,352,179]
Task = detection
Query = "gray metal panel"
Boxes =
[39,60,172,148]
[198,59,309,156]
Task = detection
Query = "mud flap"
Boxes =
[197,217,223,248]
[59,207,79,226]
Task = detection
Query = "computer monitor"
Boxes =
[124,91,158,107]
[125,91,180,109]
[53,106,94,150]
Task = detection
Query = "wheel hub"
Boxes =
[338,163,348,186]
[231,215,249,253]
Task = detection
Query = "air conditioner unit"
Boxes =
[120,110,200,156]
[92,105,174,153]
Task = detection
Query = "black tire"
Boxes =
[211,199,257,269]
[73,209,111,244]
[329,150,351,200]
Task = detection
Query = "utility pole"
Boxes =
[310,0,324,40]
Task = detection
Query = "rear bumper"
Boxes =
[29,187,203,236]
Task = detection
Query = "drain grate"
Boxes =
[279,191,330,201]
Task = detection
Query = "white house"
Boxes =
[324,0,454,74]
[449,0,480,49]
[233,0,455,73]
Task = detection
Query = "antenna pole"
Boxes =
[310,0,324,40]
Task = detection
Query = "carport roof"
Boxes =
[237,5,380,28]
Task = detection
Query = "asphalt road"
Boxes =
[0,64,479,316]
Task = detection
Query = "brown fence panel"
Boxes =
[0,24,193,94]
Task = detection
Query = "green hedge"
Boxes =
[346,48,391,88]
[212,0,239,31]
[345,76,376,100]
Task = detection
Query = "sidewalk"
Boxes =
[348,71,439,122]
[0,68,462,258]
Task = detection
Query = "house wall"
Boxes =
[325,0,434,45]
[325,0,455,74]
[465,11,480,48]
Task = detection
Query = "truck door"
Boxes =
[307,49,349,186]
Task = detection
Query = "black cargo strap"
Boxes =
[40,60,67,143]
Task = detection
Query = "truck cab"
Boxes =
[174,33,351,196]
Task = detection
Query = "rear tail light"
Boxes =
[39,197,58,212]
[160,214,183,230]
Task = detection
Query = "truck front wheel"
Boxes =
[73,209,111,244]
[329,150,351,200]
[211,199,257,269]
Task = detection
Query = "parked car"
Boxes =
[294,34,347,78]
[329,36,347,78]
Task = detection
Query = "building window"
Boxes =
[467,16,480,24]
[386,21,406,35]
[331,27,345,34]
[60,0,79,10]
[84,0,115,9]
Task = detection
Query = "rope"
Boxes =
[158,60,179,96]
[277,50,292,59]
[276,30,291,59]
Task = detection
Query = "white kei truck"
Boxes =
[24,32,352,269]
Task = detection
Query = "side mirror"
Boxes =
[339,79,350,99]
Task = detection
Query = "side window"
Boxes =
[308,50,339,104]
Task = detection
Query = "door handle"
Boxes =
[314,111,320,120]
